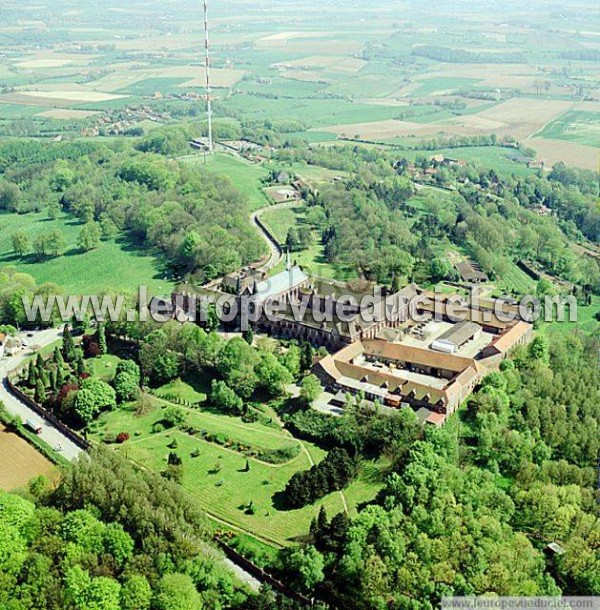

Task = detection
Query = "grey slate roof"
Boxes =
[252,266,308,303]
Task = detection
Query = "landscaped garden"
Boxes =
[12,319,386,548]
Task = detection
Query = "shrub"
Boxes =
[152,421,165,434]
[163,406,186,428]
[116,432,130,444]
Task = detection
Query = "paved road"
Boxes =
[251,200,298,273]
[0,328,83,462]
[222,557,261,592]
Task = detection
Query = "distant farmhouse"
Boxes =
[172,264,533,425]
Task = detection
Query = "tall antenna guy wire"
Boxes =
[203,0,213,153]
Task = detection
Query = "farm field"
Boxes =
[524,138,599,172]
[0,426,57,491]
[0,0,596,169]
[0,211,171,296]
[535,110,600,147]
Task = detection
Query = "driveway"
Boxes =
[0,328,83,462]
[251,199,299,273]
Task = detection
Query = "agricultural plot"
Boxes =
[536,110,600,148]
[0,426,56,491]
[320,98,579,145]
[525,139,599,172]
[0,90,128,107]
[36,108,100,119]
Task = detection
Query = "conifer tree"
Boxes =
[34,379,46,404]
[56,365,65,389]
[62,325,76,362]
[98,322,107,355]
[75,353,87,377]
[37,366,49,388]
[53,346,64,367]
[49,368,58,393]
[27,361,37,387]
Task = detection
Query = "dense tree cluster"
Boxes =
[275,145,600,290]
[287,333,599,607]
[412,45,526,63]
[0,139,265,281]
[283,448,357,508]
[0,448,266,609]
[0,266,63,329]
[111,320,308,406]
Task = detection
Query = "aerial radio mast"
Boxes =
[203,0,213,153]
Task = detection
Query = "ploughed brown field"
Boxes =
[0,425,57,491]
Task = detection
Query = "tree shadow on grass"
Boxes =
[114,234,170,282]
[271,490,292,512]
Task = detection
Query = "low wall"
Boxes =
[5,376,90,450]
[254,213,282,253]
[215,540,312,606]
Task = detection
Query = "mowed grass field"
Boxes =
[0,211,170,295]
[89,388,382,546]
[542,295,600,338]
[183,154,270,212]
[0,426,57,491]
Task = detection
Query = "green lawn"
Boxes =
[87,354,122,383]
[183,153,270,212]
[0,211,171,296]
[261,202,357,281]
[90,391,383,546]
[493,260,536,295]
[260,204,303,243]
[541,295,600,338]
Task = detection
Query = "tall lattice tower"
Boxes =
[203,0,213,153]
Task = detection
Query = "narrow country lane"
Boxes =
[251,199,299,273]
[0,328,83,462]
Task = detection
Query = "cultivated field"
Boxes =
[0,426,56,491]
[0,0,596,168]
[525,138,599,172]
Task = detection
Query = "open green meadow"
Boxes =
[261,202,357,281]
[0,211,170,295]
[542,296,600,338]
[183,153,270,212]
